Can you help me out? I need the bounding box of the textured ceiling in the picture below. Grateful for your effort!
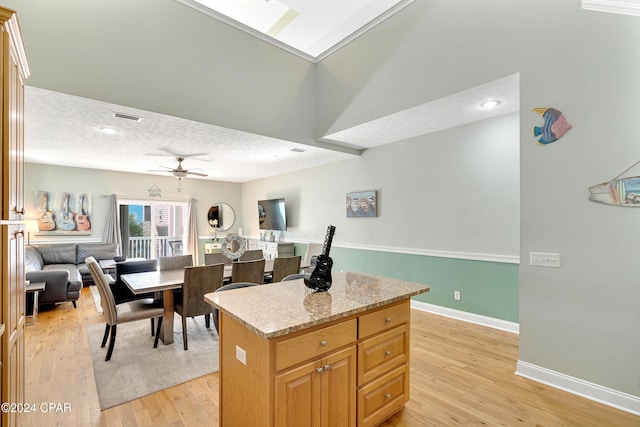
[24,87,356,183]
[24,72,519,183]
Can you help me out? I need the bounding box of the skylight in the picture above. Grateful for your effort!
[175,0,414,62]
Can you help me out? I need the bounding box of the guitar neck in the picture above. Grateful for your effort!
[321,225,336,257]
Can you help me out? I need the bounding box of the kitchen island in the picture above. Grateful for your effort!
[205,271,430,427]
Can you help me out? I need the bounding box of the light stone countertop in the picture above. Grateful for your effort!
[205,271,430,339]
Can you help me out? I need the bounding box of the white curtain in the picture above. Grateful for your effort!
[102,194,122,255]
[186,198,200,265]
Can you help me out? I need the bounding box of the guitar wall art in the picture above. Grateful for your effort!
[34,191,92,234]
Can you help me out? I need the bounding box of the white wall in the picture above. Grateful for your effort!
[312,0,640,401]
[241,113,520,258]
[25,163,241,244]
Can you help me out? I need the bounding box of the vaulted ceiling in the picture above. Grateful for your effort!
[9,0,518,183]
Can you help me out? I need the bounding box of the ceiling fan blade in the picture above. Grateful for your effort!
[147,169,172,173]
[186,171,208,177]
[149,147,210,159]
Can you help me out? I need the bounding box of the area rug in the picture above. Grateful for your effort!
[87,315,219,410]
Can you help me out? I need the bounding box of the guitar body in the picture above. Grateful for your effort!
[75,194,91,231]
[59,194,76,231]
[59,212,76,231]
[75,213,90,231]
[306,254,333,291]
[38,211,56,231]
[38,191,56,231]
[304,225,336,292]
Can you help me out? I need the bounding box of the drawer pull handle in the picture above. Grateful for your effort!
[385,317,392,323]
[324,365,330,371]
[384,393,391,399]
[316,367,323,374]
[384,350,392,357]
[320,340,327,347]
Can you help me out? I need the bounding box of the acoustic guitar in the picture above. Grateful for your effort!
[75,194,91,231]
[59,194,76,231]
[37,191,56,231]
[304,225,336,292]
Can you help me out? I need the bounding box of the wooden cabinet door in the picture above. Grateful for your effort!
[275,359,322,427]
[1,224,25,427]
[322,346,356,427]
[0,8,29,427]
[1,20,25,222]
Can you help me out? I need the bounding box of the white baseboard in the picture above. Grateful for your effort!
[516,361,640,416]
[411,300,640,416]
[410,300,519,334]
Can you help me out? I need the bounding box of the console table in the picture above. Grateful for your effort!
[205,272,429,426]
[246,239,294,259]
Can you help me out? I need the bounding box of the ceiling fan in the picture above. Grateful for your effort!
[148,157,208,179]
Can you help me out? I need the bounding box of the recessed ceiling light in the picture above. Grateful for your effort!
[99,127,118,135]
[290,147,306,153]
[480,100,501,109]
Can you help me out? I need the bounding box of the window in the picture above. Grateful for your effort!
[118,199,187,259]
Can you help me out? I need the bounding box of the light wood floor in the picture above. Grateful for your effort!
[23,287,639,426]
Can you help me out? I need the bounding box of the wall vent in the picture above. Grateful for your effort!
[113,112,142,122]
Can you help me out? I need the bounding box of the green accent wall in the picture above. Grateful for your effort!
[295,243,519,323]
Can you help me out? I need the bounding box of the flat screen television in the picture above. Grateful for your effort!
[258,198,287,231]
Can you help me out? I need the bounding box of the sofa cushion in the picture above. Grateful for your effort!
[25,246,44,272]
[76,243,118,265]
[34,243,77,265]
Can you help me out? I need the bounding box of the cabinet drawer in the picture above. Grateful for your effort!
[358,325,408,385]
[357,364,409,427]
[276,319,357,371]
[358,301,410,339]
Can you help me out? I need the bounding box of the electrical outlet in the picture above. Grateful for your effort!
[454,291,461,301]
[236,345,246,365]
[530,252,561,268]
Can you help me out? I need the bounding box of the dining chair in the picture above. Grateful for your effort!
[282,273,305,282]
[204,252,232,266]
[269,256,302,283]
[231,259,265,285]
[302,242,324,268]
[159,254,193,304]
[168,240,183,255]
[158,254,193,271]
[113,259,158,304]
[85,256,164,361]
[239,249,264,261]
[174,263,225,350]
[212,282,259,334]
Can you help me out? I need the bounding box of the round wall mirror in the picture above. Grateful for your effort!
[208,203,235,231]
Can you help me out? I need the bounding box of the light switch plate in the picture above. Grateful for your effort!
[530,252,561,268]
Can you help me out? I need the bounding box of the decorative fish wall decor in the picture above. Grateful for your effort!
[588,160,640,207]
[532,107,572,144]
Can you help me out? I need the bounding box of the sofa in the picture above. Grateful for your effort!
[25,243,119,307]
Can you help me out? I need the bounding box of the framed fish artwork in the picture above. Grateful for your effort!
[532,107,572,144]
[588,160,640,207]
[346,190,377,217]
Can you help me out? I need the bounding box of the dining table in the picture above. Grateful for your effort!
[120,259,278,344]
